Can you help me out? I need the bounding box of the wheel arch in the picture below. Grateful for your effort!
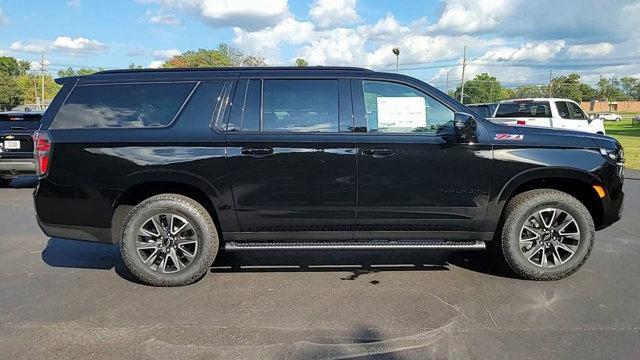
[494,167,604,229]
[110,172,231,243]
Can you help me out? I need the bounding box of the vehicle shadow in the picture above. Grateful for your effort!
[41,237,142,284]
[5,176,37,188]
[41,238,516,284]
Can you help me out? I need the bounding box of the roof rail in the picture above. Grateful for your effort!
[95,66,372,75]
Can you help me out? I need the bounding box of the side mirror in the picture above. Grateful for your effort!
[454,112,478,143]
[589,114,597,120]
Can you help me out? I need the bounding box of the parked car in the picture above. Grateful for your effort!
[597,113,622,122]
[467,102,497,118]
[489,98,606,134]
[0,110,44,187]
[33,67,624,286]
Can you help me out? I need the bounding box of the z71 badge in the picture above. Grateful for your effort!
[494,134,524,140]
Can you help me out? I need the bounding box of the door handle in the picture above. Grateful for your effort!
[241,147,273,156]
[361,148,395,158]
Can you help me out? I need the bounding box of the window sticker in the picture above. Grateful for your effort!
[376,97,426,129]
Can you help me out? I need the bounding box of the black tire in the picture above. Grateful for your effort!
[499,189,595,280]
[120,194,219,286]
[0,178,11,187]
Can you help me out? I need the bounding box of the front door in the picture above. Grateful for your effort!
[225,78,357,239]
[351,79,492,239]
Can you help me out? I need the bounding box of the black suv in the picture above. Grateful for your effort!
[33,67,624,286]
[0,110,44,187]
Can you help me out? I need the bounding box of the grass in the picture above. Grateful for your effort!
[604,116,640,169]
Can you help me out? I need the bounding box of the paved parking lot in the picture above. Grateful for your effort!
[1,173,640,359]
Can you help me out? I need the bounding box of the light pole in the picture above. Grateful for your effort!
[392,47,400,73]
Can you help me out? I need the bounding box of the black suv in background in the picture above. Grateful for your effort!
[33,67,624,286]
[0,111,43,187]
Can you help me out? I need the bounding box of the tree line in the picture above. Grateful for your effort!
[3,42,640,110]
[452,73,640,104]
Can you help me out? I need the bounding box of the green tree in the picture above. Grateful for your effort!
[0,74,24,110]
[162,43,266,68]
[511,85,546,99]
[295,58,309,67]
[453,73,508,104]
[57,67,103,78]
[0,56,21,77]
[620,77,640,100]
[16,74,60,104]
[597,77,627,101]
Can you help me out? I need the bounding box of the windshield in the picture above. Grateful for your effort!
[494,101,551,118]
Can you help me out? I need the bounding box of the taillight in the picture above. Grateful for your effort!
[516,120,526,125]
[34,130,51,177]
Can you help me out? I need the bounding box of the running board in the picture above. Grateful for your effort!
[224,240,486,251]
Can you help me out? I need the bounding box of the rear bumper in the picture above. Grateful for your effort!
[36,216,115,244]
[0,159,35,177]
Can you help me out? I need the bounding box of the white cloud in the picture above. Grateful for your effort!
[153,48,181,60]
[428,0,514,34]
[479,41,565,61]
[0,7,8,26]
[148,60,164,68]
[139,9,181,25]
[67,0,81,9]
[233,17,315,60]
[52,36,108,53]
[309,0,361,28]
[141,0,289,30]
[567,42,614,57]
[357,13,409,42]
[10,41,47,54]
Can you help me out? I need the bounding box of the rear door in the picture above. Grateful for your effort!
[351,79,492,239]
[0,112,42,160]
[224,77,357,239]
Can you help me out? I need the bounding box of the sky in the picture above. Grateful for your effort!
[1,0,640,91]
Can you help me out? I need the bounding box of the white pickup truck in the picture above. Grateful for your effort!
[488,98,605,134]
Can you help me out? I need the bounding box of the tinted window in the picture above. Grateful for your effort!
[556,101,570,119]
[242,80,261,131]
[52,83,195,129]
[494,101,551,118]
[262,80,338,132]
[176,82,225,127]
[567,102,587,120]
[362,80,453,133]
[468,105,493,118]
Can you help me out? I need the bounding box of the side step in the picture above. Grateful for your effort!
[224,240,486,251]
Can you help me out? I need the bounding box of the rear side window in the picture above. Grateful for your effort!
[556,101,570,119]
[495,101,551,118]
[262,80,339,132]
[51,82,195,129]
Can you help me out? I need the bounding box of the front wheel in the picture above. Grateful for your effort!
[120,194,219,286]
[499,189,595,280]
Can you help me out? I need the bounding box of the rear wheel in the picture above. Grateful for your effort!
[499,189,594,280]
[120,194,219,286]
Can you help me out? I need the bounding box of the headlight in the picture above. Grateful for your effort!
[600,147,624,165]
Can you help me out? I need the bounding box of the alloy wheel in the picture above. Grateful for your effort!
[519,208,581,268]
[136,213,198,273]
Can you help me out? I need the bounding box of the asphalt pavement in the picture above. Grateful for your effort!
[1,172,640,359]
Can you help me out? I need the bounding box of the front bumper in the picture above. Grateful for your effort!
[0,159,35,178]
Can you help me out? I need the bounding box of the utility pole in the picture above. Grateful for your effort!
[40,52,45,109]
[460,45,467,104]
[548,69,553,98]
[32,73,38,107]
[445,69,450,94]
